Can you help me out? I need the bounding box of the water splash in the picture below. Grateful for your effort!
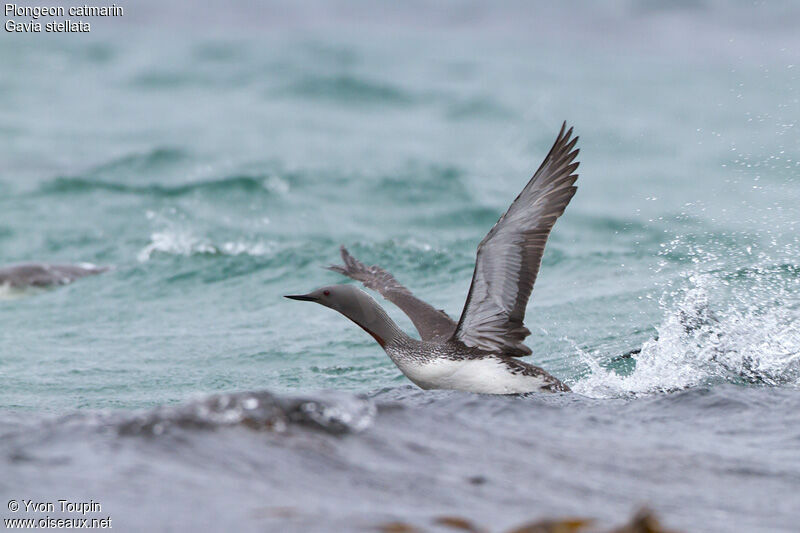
[575,266,800,398]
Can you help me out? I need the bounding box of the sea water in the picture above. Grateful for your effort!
[1,1,799,531]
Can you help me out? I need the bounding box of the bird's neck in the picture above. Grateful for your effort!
[341,299,409,348]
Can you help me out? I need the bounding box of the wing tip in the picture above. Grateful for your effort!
[549,122,579,163]
[559,120,574,138]
[330,245,365,277]
[340,245,365,272]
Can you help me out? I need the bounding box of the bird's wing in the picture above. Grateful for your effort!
[328,246,456,341]
[452,122,579,356]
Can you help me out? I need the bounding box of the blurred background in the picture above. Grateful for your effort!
[2,0,798,408]
[1,3,799,531]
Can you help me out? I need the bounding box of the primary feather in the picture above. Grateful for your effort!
[452,122,580,356]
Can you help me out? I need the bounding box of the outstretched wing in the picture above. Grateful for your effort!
[328,246,456,341]
[452,122,580,356]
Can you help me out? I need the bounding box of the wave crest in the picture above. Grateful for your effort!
[41,175,285,198]
[137,229,275,261]
[117,390,376,436]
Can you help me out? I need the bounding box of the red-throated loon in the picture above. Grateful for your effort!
[286,123,579,394]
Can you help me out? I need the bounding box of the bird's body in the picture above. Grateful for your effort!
[386,338,569,393]
[287,123,580,394]
[0,262,109,289]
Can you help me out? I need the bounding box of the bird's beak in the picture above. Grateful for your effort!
[284,294,318,302]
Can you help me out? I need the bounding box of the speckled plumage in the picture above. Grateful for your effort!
[385,336,570,393]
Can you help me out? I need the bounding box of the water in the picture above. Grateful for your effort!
[1,1,799,531]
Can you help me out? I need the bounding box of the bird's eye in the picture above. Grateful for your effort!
[323,290,330,296]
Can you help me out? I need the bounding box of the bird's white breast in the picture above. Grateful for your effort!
[396,357,549,394]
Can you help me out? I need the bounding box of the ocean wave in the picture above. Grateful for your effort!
[36,147,189,193]
[2,385,794,532]
[118,390,376,436]
[373,164,469,203]
[87,147,187,175]
[40,175,286,198]
[279,74,414,105]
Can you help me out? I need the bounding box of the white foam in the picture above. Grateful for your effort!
[138,230,275,262]
[220,241,275,256]
[572,225,800,398]
[138,230,218,262]
[574,272,800,398]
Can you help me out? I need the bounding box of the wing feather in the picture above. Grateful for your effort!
[328,246,456,341]
[452,122,580,356]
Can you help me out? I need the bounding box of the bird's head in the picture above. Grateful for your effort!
[284,284,393,346]
[284,284,370,317]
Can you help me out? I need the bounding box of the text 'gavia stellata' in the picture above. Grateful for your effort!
[286,122,579,394]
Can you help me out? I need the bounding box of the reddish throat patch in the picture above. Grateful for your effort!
[367,331,386,347]
[357,325,386,347]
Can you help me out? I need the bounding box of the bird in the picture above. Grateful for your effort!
[286,122,579,394]
[0,262,109,289]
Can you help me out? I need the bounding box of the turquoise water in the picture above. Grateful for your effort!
[2,26,798,409]
[1,2,799,531]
